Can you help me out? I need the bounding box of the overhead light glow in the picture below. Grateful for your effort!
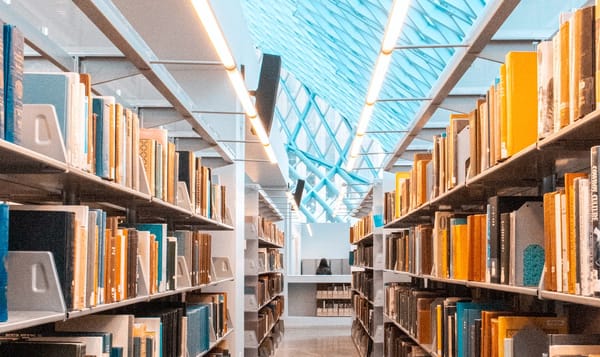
[226,69,258,117]
[263,143,278,164]
[191,0,236,69]
[365,54,392,105]
[381,0,411,53]
[356,104,375,135]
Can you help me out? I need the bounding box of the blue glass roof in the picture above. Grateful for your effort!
[241,0,489,222]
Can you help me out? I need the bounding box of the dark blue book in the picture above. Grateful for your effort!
[0,203,7,322]
[9,209,76,309]
[3,24,23,144]
[110,346,123,357]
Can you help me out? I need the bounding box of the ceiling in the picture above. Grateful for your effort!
[240,0,588,222]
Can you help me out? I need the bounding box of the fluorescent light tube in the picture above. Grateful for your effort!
[381,0,411,53]
[366,54,392,105]
[191,0,236,69]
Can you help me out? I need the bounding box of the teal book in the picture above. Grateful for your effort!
[3,24,23,144]
[23,72,69,144]
[456,301,508,357]
[136,223,167,292]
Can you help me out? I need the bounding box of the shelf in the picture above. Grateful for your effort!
[383,314,436,357]
[354,315,383,343]
[382,269,414,277]
[539,291,600,308]
[0,139,67,174]
[316,296,352,300]
[257,269,284,275]
[198,328,234,357]
[352,265,374,271]
[421,275,468,286]
[351,288,375,306]
[257,237,284,249]
[244,317,283,349]
[68,277,235,319]
[537,109,600,151]
[245,292,284,313]
[286,275,352,284]
[351,232,374,245]
[466,281,538,296]
[0,311,66,334]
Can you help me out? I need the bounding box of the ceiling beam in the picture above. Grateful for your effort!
[384,0,521,171]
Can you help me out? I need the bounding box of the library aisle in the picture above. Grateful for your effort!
[274,326,359,357]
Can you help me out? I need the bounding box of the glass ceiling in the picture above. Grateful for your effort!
[241,0,489,222]
[241,0,584,222]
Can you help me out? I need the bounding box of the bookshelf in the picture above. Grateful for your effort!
[0,1,249,355]
[244,185,286,357]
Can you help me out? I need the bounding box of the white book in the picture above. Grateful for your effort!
[577,178,593,296]
[136,230,152,296]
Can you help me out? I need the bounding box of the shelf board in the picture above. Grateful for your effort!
[466,281,538,296]
[352,265,374,271]
[538,109,600,151]
[316,296,352,300]
[257,237,284,249]
[540,290,600,308]
[0,311,66,334]
[351,288,375,306]
[383,313,435,356]
[0,139,67,174]
[257,269,284,275]
[421,275,468,286]
[351,232,374,245]
[286,275,352,284]
[245,292,284,313]
[198,328,234,357]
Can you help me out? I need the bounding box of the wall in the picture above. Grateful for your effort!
[300,222,350,260]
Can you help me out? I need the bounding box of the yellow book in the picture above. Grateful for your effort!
[139,139,156,197]
[415,153,432,207]
[394,172,409,219]
[451,218,469,280]
[543,191,558,292]
[434,211,452,278]
[497,316,568,357]
[436,304,443,356]
[558,19,571,128]
[565,172,587,294]
[505,51,538,157]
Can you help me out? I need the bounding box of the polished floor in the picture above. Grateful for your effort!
[274,325,360,357]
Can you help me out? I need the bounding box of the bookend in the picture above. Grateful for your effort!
[244,329,259,349]
[138,156,151,196]
[211,257,233,280]
[207,315,217,342]
[244,293,258,311]
[7,251,66,313]
[136,255,149,296]
[175,256,192,289]
[22,104,67,163]
[176,182,193,211]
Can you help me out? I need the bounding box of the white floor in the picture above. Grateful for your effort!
[274,325,360,357]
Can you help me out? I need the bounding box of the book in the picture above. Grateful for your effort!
[56,314,134,357]
[0,341,86,356]
[537,40,554,139]
[496,315,568,357]
[543,191,558,291]
[0,204,6,322]
[505,51,538,157]
[570,6,595,122]
[555,16,571,131]
[3,24,23,144]
[450,217,468,280]
[566,172,588,293]
[136,224,167,293]
[92,97,115,180]
[28,335,106,357]
[139,138,156,196]
[9,209,76,309]
[591,145,600,296]
[575,177,594,296]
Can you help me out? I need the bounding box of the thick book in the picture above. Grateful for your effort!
[9,210,76,309]
[505,51,538,157]
[468,108,480,178]
[446,114,469,190]
[3,24,23,144]
[570,6,595,122]
[591,145,600,296]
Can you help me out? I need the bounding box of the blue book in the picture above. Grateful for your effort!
[90,209,106,304]
[456,301,508,357]
[92,97,111,179]
[0,204,7,322]
[136,224,167,292]
[185,305,204,356]
[110,346,123,357]
[195,304,210,352]
[3,24,23,144]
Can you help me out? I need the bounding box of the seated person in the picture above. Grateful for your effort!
[315,258,332,275]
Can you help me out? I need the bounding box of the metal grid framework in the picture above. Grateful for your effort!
[241,0,488,221]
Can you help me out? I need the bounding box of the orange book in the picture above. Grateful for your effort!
[394,173,409,218]
[415,153,432,206]
[497,315,568,357]
[565,173,588,294]
[434,211,452,278]
[505,51,538,157]
[79,73,94,173]
[436,304,443,356]
[558,18,571,129]
[451,218,469,280]
[140,128,168,199]
[481,311,512,357]
[543,191,558,291]
[114,229,123,301]
[468,215,478,281]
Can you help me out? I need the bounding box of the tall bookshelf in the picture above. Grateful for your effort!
[0,0,249,356]
[244,186,286,357]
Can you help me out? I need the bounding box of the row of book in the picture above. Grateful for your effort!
[254,273,284,308]
[1,204,216,312]
[350,214,373,244]
[351,244,373,268]
[385,226,432,276]
[316,283,352,299]
[352,271,374,302]
[0,22,229,223]
[316,301,352,317]
[384,282,600,357]
[385,3,600,223]
[353,293,375,338]
[256,216,285,246]
[245,296,284,346]
[258,247,284,273]
[351,318,374,357]
[0,296,230,357]
[384,324,429,357]
[255,319,284,356]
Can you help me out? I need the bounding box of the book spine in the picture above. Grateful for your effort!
[0,204,7,322]
[590,146,600,295]
[3,25,23,144]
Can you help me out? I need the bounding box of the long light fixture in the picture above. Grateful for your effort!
[191,0,276,164]
[345,0,411,171]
